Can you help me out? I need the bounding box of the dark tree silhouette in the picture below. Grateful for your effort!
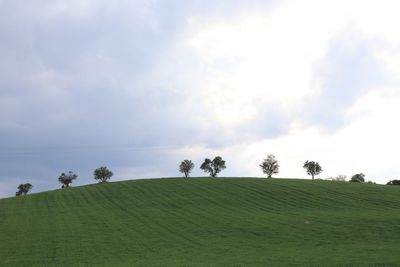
[16,183,33,196]
[94,166,113,183]
[303,161,322,180]
[387,180,400,185]
[260,154,279,178]
[179,160,194,178]
[349,173,365,183]
[58,171,78,188]
[200,156,226,177]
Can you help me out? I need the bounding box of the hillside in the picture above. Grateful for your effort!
[0,178,400,266]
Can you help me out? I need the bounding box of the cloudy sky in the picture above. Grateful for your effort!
[1,0,400,197]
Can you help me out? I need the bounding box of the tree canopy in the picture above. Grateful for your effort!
[16,183,33,196]
[58,171,78,188]
[94,166,113,183]
[303,161,322,180]
[349,173,365,183]
[260,154,279,178]
[200,156,226,177]
[179,160,194,178]
[387,180,400,185]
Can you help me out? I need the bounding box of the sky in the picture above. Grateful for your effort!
[1,0,400,198]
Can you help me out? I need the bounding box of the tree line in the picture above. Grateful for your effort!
[178,155,400,185]
[15,155,400,196]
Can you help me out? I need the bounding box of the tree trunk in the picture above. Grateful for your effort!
[312,174,314,180]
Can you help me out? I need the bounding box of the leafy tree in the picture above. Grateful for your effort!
[387,180,400,185]
[303,161,322,180]
[58,171,78,188]
[15,183,33,196]
[349,173,365,183]
[200,156,226,177]
[179,160,194,178]
[260,154,279,178]
[94,166,113,183]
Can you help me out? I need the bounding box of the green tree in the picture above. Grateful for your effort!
[15,183,33,196]
[303,161,322,180]
[179,160,194,178]
[94,166,113,183]
[260,154,279,178]
[349,173,365,183]
[58,171,78,188]
[200,156,226,177]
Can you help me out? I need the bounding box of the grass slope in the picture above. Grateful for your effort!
[1,178,400,266]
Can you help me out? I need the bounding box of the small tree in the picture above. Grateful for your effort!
[200,156,226,177]
[260,154,279,178]
[94,166,113,183]
[58,171,77,188]
[16,183,33,196]
[349,173,365,183]
[179,160,194,178]
[327,175,347,182]
[303,161,322,180]
[387,180,400,185]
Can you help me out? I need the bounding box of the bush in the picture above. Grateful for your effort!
[387,180,400,185]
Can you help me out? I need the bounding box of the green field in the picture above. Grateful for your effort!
[1,178,400,266]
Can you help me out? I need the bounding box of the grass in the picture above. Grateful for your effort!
[0,177,400,266]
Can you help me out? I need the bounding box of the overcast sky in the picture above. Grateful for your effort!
[1,0,400,198]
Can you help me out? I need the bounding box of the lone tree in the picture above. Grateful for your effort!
[303,161,322,180]
[179,160,194,178]
[16,183,33,196]
[200,156,226,177]
[94,166,113,183]
[260,154,279,178]
[58,171,78,188]
[349,173,365,183]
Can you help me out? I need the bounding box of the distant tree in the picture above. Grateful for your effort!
[15,183,33,196]
[303,161,322,180]
[179,160,194,178]
[327,175,347,182]
[58,171,78,188]
[260,154,279,178]
[94,166,113,183]
[349,173,365,183]
[387,180,400,185]
[200,156,226,177]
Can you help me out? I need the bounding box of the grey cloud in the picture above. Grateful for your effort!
[306,31,393,130]
[0,0,279,197]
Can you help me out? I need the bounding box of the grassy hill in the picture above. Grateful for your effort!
[0,178,400,266]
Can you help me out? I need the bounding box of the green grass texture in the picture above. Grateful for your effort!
[1,178,400,266]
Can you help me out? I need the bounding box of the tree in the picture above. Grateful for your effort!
[303,161,322,180]
[179,160,194,178]
[387,180,400,185]
[58,171,77,188]
[16,183,33,196]
[94,166,113,183]
[349,173,365,183]
[327,175,347,182]
[260,154,279,178]
[200,156,226,177]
